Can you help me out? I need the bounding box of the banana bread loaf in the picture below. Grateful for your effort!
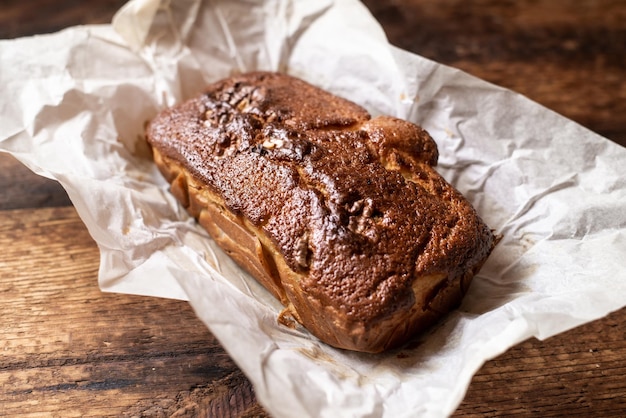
[146,72,495,353]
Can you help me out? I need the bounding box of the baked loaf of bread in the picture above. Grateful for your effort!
[146,72,495,353]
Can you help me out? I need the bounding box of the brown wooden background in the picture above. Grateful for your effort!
[1,0,625,416]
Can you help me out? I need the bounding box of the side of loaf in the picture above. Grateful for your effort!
[146,72,495,353]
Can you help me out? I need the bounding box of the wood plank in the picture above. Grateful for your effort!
[0,206,268,417]
[2,206,625,416]
[2,0,624,146]
[454,307,626,416]
[0,0,128,39]
[0,153,72,210]
[364,0,626,146]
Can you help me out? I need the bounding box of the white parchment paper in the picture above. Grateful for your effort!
[2,0,626,416]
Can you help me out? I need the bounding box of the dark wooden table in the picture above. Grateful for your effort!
[2,1,625,416]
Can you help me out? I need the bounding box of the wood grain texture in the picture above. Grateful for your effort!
[0,154,72,210]
[0,0,128,39]
[363,0,626,146]
[2,194,625,416]
[0,205,266,417]
[454,309,626,417]
[1,0,625,417]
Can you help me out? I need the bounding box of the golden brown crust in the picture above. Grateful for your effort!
[146,72,495,353]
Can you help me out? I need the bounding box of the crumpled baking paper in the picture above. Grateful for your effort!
[2,0,626,416]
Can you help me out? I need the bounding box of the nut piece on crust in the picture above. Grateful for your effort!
[146,72,495,353]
